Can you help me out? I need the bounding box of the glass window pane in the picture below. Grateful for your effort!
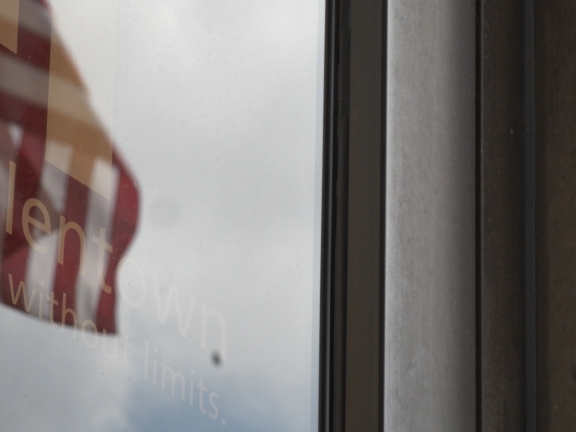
[0,0,325,430]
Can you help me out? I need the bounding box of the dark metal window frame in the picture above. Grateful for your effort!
[319,0,385,431]
[318,0,554,430]
[319,0,530,431]
[321,0,477,430]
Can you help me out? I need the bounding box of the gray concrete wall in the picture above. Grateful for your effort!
[385,1,476,430]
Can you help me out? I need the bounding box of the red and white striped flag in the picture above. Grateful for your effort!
[0,0,139,333]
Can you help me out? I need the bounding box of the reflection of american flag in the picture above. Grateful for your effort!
[0,0,138,333]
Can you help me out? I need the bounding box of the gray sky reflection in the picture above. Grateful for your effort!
[0,0,324,431]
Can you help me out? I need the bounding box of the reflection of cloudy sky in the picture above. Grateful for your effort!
[0,0,324,431]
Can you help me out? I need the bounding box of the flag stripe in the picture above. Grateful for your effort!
[52,176,89,326]
[96,154,138,333]
[0,52,103,134]
[1,131,46,309]
[20,0,51,40]
[24,161,67,320]
[76,166,119,324]
[0,90,48,136]
[16,21,51,70]
[0,52,49,107]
